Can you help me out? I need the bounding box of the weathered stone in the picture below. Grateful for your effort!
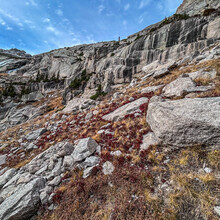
[0,155,6,166]
[63,155,74,167]
[103,82,112,93]
[26,143,38,151]
[102,97,148,121]
[83,156,100,168]
[83,166,95,179]
[71,138,98,162]
[214,206,220,217]
[141,85,164,94]
[48,176,61,187]
[51,158,63,176]
[0,178,45,220]
[21,91,44,103]
[188,69,217,81]
[26,128,47,141]
[0,168,16,188]
[153,68,169,79]
[141,132,160,150]
[162,77,196,97]
[102,161,115,175]
[147,97,220,147]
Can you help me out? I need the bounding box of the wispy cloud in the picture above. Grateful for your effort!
[55,9,63,16]
[43,18,50,23]
[124,3,130,11]
[123,20,127,26]
[25,0,38,7]
[0,16,13,30]
[98,5,105,14]
[139,0,151,9]
[46,26,60,36]
[156,0,180,15]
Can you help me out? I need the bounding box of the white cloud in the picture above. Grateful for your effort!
[0,18,6,26]
[26,0,38,7]
[138,16,144,24]
[156,0,182,15]
[124,3,130,11]
[123,20,127,26]
[25,19,33,24]
[139,0,151,9]
[98,5,105,14]
[6,26,13,30]
[43,18,50,23]
[46,26,60,36]
[56,9,63,16]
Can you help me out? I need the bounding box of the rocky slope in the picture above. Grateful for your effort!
[0,0,220,219]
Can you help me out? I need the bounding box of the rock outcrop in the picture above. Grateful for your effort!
[147,97,220,147]
[176,0,220,16]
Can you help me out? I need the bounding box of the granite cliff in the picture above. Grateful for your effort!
[0,0,220,219]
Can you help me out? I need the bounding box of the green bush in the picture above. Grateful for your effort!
[3,84,16,97]
[69,70,91,90]
[21,86,31,96]
[90,85,106,100]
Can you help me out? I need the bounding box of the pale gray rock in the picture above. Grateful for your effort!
[153,68,169,79]
[214,206,220,217]
[0,168,16,189]
[26,128,47,141]
[85,112,93,120]
[71,138,98,162]
[141,132,160,150]
[26,143,38,151]
[0,178,45,220]
[162,77,196,97]
[83,156,100,168]
[63,155,74,167]
[63,98,95,113]
[103,82,112,93]
[188,69,217,81]
[102,161,115,175]
[40,190,49,205]
[0,155,6,166]
[21,91,44,103]
[48,176,61,187]
[141,85,164,94]
[83,166,95,178]
[147,97,220,147]
[51,158,63,176]
[176,0,220,16]
[110,150,122,156]
[185,85,214,93]
[102,97,148,121]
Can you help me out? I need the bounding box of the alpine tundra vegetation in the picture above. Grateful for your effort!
[0,0,220,219]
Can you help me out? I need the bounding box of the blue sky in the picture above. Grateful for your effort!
[0,0,182,55]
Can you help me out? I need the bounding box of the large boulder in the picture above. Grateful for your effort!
[102,97,148,121]
[21,91,44,103]
[26,128,47,141]
[147,97,220,147]
[162,77,196,97]
[71,138,99,162]
[0,178,45,220]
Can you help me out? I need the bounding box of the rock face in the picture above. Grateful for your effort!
[0,105,44,132]
[1,8,218,97]
[0,138,100,219]
[0,48,31,73]
[103,97,148,121]
[176,0,220,16]
[147,97,220,147]
[0,178,45,220]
